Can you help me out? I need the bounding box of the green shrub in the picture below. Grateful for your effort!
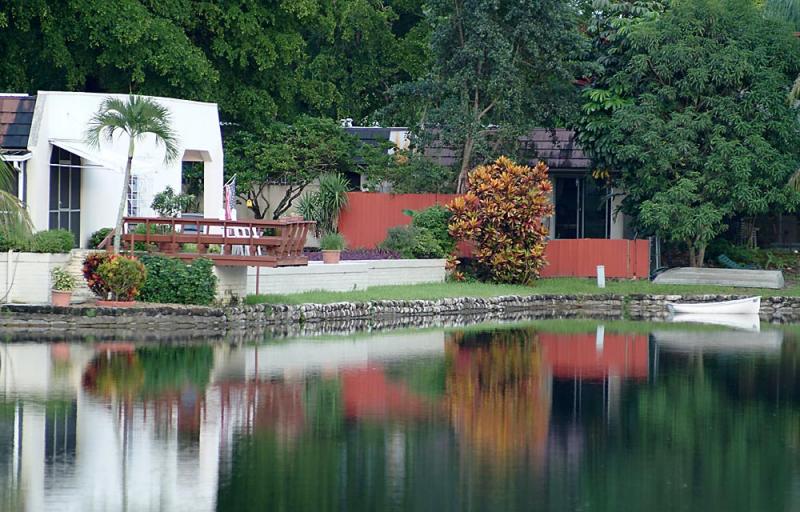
[407,205,455,255]
[380,225,448,259]
[30,229,74,253]
[0,232,29,252]
[88,228,113,249]
[97,256,147,301]
[320,232,346,251]
[138,256,217,305]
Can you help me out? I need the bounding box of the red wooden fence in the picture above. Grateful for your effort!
[338,191,458,248]
[542,239,650,279]
[338,192,649,279]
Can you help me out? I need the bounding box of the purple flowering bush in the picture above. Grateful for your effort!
[305,248,400,261]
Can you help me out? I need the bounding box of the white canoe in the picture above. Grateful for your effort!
[666,296,760,315]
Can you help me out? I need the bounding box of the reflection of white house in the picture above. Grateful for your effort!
[0,92,224,248]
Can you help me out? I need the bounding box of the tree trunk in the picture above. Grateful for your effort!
[687,240,706,268]
[113,140,135,254]
[456,136,475,194]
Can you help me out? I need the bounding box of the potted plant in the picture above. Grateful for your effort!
[320,232,346,264]
[51,266,76,307]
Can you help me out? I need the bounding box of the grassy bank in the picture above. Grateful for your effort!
[245,277,800,305]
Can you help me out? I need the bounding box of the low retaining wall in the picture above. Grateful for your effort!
[0,252,71,303]
[246,259,446,295]
[0,293,798,341]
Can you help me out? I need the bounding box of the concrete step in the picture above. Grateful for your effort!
[66,249,101,304]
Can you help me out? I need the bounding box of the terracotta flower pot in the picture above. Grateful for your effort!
[322,250,341,264]
[96,300,137,308]
[51,290,72,307]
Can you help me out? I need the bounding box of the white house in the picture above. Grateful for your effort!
[0,91,224,248]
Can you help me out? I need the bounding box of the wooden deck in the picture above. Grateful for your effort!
[100,217,314,267]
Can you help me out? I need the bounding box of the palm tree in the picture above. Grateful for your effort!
[0,158,33,245]
[86,95,179,253]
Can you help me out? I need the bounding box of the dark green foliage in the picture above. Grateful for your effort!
[385,0,588,191]
[139,256,217,305]
[380,225,447,259]
[0,1,429,128]
[30,229,74,253]
[225,118,358,220]
[135,346,214,397]
[574,0,800,266]
[0,232,29,252]
[151,186,195,217]
[88,228,113,249]
[407,205,455,255]
[361,151,458,193]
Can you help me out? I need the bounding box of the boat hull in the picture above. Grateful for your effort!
[666,296,761,315]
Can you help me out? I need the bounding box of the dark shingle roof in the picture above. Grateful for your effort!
[0,96,36,149]
[519,128,590,170]
[424,128,590,170]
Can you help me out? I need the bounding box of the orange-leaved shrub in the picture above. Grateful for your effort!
[447,157,553,285]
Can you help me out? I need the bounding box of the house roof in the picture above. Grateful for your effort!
[0,96,36,149]
[424,128,590,170]
[344,127,393,146]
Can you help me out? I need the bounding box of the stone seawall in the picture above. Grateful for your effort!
[0,293,797,341]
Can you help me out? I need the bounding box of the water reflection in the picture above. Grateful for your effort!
[0,322,797,511]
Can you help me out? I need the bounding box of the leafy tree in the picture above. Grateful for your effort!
[387,0,587,192]
[0,1,431,127]
[224,117,358,220]
[360,149,458,193]
[86,95,179,253]
[448,157,554,284]
[574,0,800,266]
[150,186,195,218]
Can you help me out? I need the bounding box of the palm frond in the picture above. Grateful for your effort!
[0,160,33,243]
[87,95,179,162]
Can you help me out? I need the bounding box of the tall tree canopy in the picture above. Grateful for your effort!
[575,0,800,266]
[385,0,587,192]
[224,117,359,220]
[0,0,428,127]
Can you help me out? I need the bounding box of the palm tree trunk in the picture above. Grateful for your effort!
[113,140,135,254]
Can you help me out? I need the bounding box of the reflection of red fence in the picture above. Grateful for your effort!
[338,192,649,278]
[539,332,649,380]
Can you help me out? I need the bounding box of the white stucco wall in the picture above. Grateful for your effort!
[246,258,446,295]
[25,91,224,248]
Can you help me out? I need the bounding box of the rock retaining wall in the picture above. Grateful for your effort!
[1,293,798,341]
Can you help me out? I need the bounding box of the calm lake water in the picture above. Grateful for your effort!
[0,321,798,511]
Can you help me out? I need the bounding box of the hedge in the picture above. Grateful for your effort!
[138,255,217,305]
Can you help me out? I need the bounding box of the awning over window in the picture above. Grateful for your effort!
[49,139,122,171]
[0,150,31,162]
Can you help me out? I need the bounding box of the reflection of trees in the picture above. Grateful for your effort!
[82,346,214,438]
[445,329,550,464]
[573,371,800,511]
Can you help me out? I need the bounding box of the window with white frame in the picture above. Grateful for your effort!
[127,175,140,216]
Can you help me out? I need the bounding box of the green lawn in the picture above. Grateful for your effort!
[245,277,800,305]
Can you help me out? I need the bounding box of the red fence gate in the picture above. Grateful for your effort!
[337,192,649,279]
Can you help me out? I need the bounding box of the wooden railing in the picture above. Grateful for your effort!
[99,217,314,267]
